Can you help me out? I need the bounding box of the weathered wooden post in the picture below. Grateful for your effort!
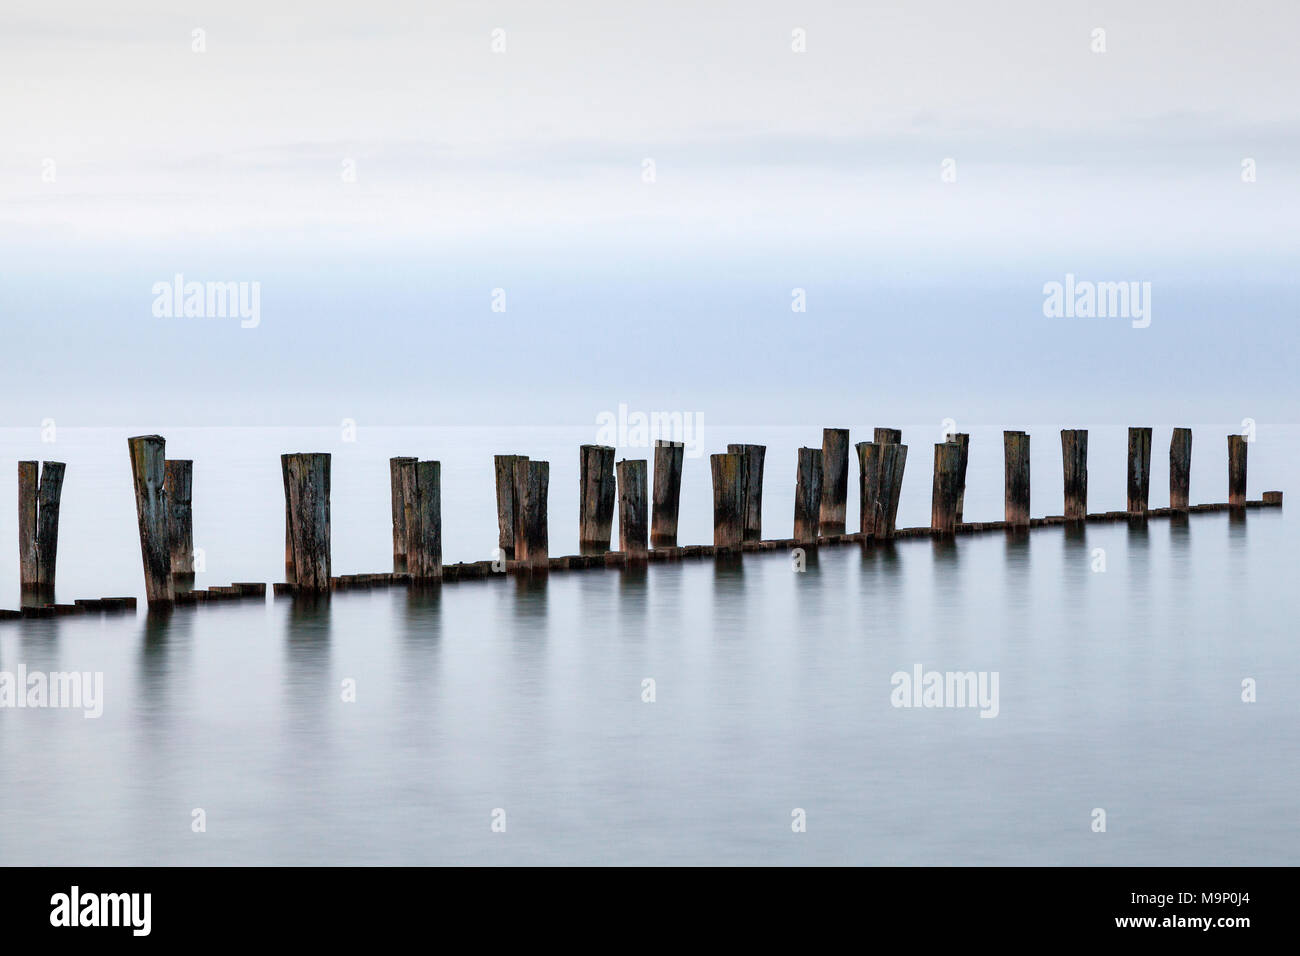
[406,460,442,581]
[1061,429,1088,521]
[951,433,970,523]
[579,444,616,554]
[617,459,648,556]
[1003,431,1031,527]
[794,447,822,545]
[858,441,908,539]
[931,442,963,534]
[855,442,880,535]
[164,459,194,579]
[494,454,527,560]
[1228,434,1248,508]
[18,460,65,596]
[710,452,745,550]
[874,427,902,445]
[390,456,417,570]
[283,452,332,592]
[819,428,849,535]
[128,436,174,606]
[879,443,908,539]
[651,440,684,547]
[1127,427,1153,515]
[1169,428,1192,511]
[726,443,766,541]
[513,459,550,570]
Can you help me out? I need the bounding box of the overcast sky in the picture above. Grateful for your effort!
[1,1,1296,426]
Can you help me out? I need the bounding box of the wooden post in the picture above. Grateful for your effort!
[1228,434,1248,507]
[855,442,880,535]
[494,454,527,560]
[858,442,908,539]
[284,453,332,592]
[579,444,616,554]
[931,442,963,534]
[1003,431,1030,527]
[22,461,66,595]
[164,459,194,577]
[1061,429,1088,521]
[710,452,745,550]
[651,440,684,547]
[952,433,970,523]
[18,461,38,592]
[407,460,442,581]
[390,456,417,570]
[794,447,822,545]
[874,427,902,445]
[280,453,295,584]
[513,459,550,570]
[819,428,849,534]
[1169,428,1192,511]
[128,435,174,606]
[1126,427,1153,515]
[726,443,766,541]
[617,459,648,556]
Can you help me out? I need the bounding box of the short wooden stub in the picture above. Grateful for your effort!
[579,444,616,554]
[1127,427,1153,515]
[494,455,528,560]
[651,440,684,547]
[726,443,766,541]
[931,442,963,535]
[710,452,745,550]
[794,447,823,545]
[164,459,194,577]
[284,452,332,592]
[514,459,550,570]
[617,459,648,556]
[390,456,417,570]
[951,433,970,523]
[819,428,850,535]
[128,435,174,606]
[405,460,442,581]
[1003,431,1031,527]
[18,460,66,597]
[874,427,902,445]
[1228,434,1248,508]
[1060,429,1089,522]
[1169,428,1192,511]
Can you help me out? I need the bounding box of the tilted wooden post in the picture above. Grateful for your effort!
[128,435,174,606]
[858,442,908,539]
[390,456,417,570]
[164,459,194,578]
[710,452,744,550]
[1061,429,1088,521]
[617,459,648,556]
[284,452,332,592]
[931,442,963,535]
[513,459,550,570]
[819,428,849,534]
[651,440,684,547]
[579,444,616,554]
[1169,428,1192,511]
[494,454,527,560]
[794,447,822,545]
[18,460,66,596]
[727,443,766,541]
[406,460,442,581]
[1003,431,1031,527]
[1228,434,1248,508]
[1127,427,1152,515]
[952,433,970,523]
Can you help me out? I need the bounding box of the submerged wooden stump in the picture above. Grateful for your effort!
[514,459,550,570]
[406,460,442,581]
[1003,431,1031,527]
[390,456,417,570]
[1127,427,1153,515]
[284,453,332,592]
[165,459,194,577]
[726,443,766,542]
[951,433,970,523]
[1228,434,1248,508]
[1169,427,1192,511]
[494,454,527,560]
[617,459,648,556]
[1060,429,1089,522]
[819,428,850,535]
[651,440,684,547]
[710,452,745,550]
[128,436,174,606]
[793,447,823,545]
[931,442,963,535]
[579,444,616,554]
[18,460,65,598]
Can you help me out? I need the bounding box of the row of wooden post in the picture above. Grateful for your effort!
[113,427,1260,607]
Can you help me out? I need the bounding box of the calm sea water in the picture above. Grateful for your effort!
[0,424,1296,865]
